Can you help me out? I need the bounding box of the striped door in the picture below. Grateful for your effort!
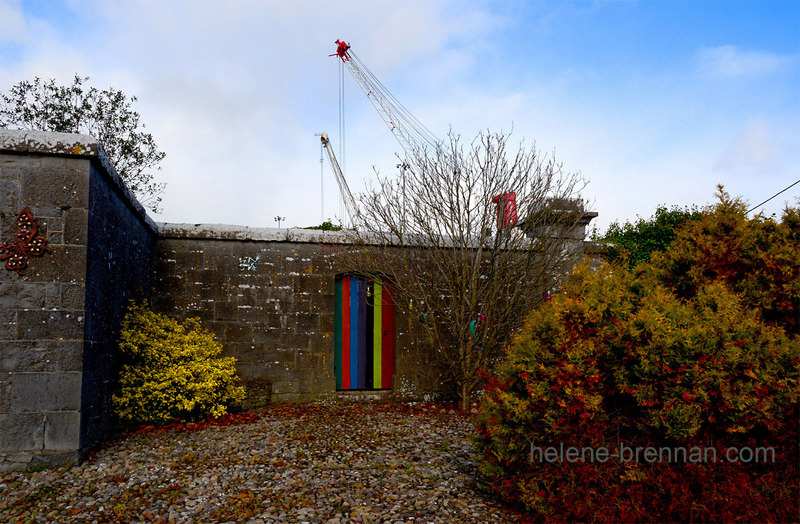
[334,275,395,390]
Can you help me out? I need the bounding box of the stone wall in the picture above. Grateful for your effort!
[0,128,599,470]
[0,130,157,470]
[151,225,440,407]
[149,216,600,407]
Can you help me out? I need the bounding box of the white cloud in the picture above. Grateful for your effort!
[62,0,487,227]
[696,45,794,79]
[0,2,92,89]
[2,1,797,231]
[716,118,783,174]
[0,0,27,43]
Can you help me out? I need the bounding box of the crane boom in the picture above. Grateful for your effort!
[330,40,517,232]
[316,132,359,226]
[332,40,439,156]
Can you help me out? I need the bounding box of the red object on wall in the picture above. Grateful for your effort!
[381,284,395,389]
[0,207,51,274]
[492,192,518,230]
[341,276,351,389]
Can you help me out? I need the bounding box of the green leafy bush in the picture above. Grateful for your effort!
[113,302,245,424]
[303,220,342,231]
[594,204,701,267]
[474,192,800,522]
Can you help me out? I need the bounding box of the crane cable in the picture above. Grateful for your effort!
[338,60,347,226]
[319,140,324,224]
[347,48,439,151]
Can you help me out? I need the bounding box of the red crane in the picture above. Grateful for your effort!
[331,40,439,156]
[331,40,516,228]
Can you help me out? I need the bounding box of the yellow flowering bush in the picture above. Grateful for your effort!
[113,301,245,424]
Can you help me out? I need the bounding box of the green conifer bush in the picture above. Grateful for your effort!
[473,191,800,521]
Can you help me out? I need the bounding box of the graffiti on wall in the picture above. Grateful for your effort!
[239,255,261,272]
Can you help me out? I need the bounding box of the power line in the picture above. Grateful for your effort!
[747,178,800,214]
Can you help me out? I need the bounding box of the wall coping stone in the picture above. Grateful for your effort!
[0,129,99,156]
[158,223,354,244]
[0,128,158,236]
[158,222,600,249]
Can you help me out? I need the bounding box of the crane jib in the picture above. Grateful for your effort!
[316,132,359,226]
[330,39,439,155]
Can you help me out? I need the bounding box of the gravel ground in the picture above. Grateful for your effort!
[0,402,522,523]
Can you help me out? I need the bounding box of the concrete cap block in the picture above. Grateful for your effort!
[22,130,98,156]
[0,129,28,151]
[0,129,99,156]
[158,223,355,244]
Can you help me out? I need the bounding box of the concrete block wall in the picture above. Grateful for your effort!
[151,225,441,407]
[81,153,159,454]
[0,129,157,470]
[1,128,598,470]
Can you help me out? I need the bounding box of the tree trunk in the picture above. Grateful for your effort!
[458,383,472,411]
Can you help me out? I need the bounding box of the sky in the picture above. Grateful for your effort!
[1,0,798,233]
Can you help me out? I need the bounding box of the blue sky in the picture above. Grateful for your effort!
[1,0,798,232]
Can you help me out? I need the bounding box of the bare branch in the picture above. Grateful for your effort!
[345,130,591,408]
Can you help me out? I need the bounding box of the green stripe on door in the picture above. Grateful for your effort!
[373,281,382,387]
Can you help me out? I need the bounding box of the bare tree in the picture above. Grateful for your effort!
[348,131,589,410]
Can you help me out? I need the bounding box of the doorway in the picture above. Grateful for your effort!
[334,274,395,390]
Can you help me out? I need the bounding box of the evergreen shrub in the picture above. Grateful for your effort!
[595,204,702,267]
[473,191,800,522]
[113,301,245,424]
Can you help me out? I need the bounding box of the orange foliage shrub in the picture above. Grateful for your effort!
[474,190,800,522]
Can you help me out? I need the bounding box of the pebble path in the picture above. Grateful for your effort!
[0,402,522,523]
